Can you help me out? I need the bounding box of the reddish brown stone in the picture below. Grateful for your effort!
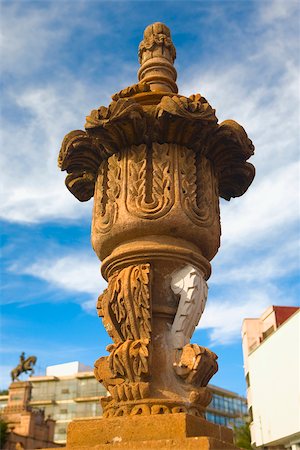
[57,22,254,450]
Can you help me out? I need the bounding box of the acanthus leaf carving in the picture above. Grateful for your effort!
[126,144,174,219]
[85,98,146,156]
[58,130,104,201]
[95,264,151,409]
[156,95,218,149]
[174,344,218,388]
[96,264,151,372]
[111,82,151,101]
[206,119,255,200]
[108,339,150,381]
[94,356,150,403]
[170,265,208,349]
[170,265,218,405]
[92,152,122,234]
[178,149,219,227]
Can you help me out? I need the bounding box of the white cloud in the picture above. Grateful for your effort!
[13,252,107,311]
[259,0,299,24]
[0,1,110,76]
[0,2,123,224]
[220,161,299,251]
[199,288,279,345]
[0,82,96,223]
[212,238,299,285]
[0,2,65,75]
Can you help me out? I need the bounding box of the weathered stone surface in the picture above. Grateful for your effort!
[61,414,235,449]
[57,21,254,450]
[44,437,237,450]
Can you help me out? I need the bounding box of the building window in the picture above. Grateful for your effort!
[249,406,253,422]
[245,372,250,388]
[262,326,274,340]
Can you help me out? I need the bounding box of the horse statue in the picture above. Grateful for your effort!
[11,352,37,382]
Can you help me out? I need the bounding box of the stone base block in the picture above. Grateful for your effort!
[53,413,239,449]
[60,436,237,449]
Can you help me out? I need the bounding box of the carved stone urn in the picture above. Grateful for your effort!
[58,22,254,450]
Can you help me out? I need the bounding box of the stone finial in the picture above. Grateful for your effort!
[138,22,178,93]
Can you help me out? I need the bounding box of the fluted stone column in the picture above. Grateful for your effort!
[58,22,254,450]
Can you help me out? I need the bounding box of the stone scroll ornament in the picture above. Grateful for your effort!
[58,22,255,419]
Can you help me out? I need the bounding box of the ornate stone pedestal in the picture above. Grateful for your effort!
[57,22,255,450]
[3,382,58,449]
[62,414,236,449]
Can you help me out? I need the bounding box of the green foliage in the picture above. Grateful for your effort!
[233,420,253,450]
[0,417,9,448]
[0,390,8,395]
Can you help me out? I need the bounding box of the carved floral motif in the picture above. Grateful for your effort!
[138,22,176,64]
[94,264,151,411]
[126,144,174,219]
[170,266,217,403]
[92,153,121,234]
[58,130,103,201]
[170,265,208,349]
[59,22,255,426]
[111,82,151,102]
[174,344,218,388]
[85,98,146,156]
[97,264,151,342]
[207,119,255,200]
[59,95,254,207]
[156,94,218,148]
[101,399,207,418]
[178,149,219,227]
[107,339,150,382]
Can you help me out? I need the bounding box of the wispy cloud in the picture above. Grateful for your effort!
[0,1,111,76]
[199,286,283,345]
[9,251,106,311]
[0,2,131,224]
[212,238,300,285]
[0,82,97,223]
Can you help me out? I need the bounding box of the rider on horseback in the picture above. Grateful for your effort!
[19,352,25,368]
[11,352,37,382]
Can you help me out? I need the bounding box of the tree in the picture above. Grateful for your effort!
[233,420,253,450]
[0,417,9,448]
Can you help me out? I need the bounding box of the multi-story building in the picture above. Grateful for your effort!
[242,305,300,450]
[0,361,247,444]
[206,384,247,428]
[0,381,59,449]
[28,362,106,444]
[0,391,8,413]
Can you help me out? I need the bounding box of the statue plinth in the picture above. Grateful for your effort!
[57,22,254,449]
[4,381,31,415]
[62,413,236,449]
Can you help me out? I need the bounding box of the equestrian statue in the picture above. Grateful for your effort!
[11,352,37,382]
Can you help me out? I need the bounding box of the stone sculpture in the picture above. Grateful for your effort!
[11,353,37,382]
[58,22,254,449]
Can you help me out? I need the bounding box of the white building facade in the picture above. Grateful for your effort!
[242,306,300,450]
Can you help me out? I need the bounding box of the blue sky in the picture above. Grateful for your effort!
[1,0,299,395]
